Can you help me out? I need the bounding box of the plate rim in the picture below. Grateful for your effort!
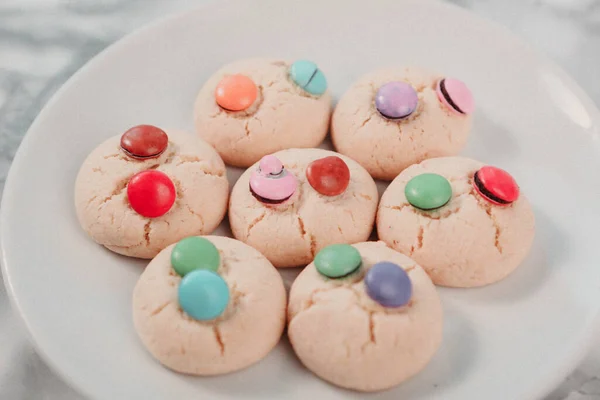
[2,0,600,399]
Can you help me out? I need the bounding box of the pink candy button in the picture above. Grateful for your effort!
[436,78,474,115]
[249,155,298,204]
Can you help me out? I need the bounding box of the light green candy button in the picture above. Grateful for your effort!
[315,244,362,278]
[171,237,220,277]
[289,60,327,96]
[405,173,452,211]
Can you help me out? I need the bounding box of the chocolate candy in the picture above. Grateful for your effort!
[215,74,258,112]
[436,78,474,115]
[315,244,362,278]
[306,156,350,196]
[289,60,327,96]
[178,269,230,321]
[405,173,452,210]
[127,170,176,218]
[171,237,220,277]
[120,125,168,159]
[365,261,412,308]
[249,155,298,204]
[375,81,418,120]
[473,166,519,205]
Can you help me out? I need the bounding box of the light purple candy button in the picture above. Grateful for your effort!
[375,81,418,120]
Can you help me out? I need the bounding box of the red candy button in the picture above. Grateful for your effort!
[306,156,350,196]
[473,166,519,206]
[120,125,168,159]
[127,170,176,218]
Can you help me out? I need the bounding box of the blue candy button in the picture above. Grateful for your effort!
[289,60,327,96]
[178,270,229,321]
[364,262,412,308]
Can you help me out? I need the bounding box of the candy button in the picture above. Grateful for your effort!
[215,74,258,111]
[473,166,519,205]
[436,78,474,115]
[178,270,229,321]
[289,60,327,96]
[365,262,412,308]
[120,125,168,159]
[315,244,362,278]
[249,155,298,204]
[375,81,418,120]
[405,173,452,211]
[127,170,176,218]
[171,237,220,277]
[259,154,284,176]
[306,156,350,196]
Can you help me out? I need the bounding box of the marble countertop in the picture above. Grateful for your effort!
[1,0,599,398]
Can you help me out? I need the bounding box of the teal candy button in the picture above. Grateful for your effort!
[178,270,229,321]
[171,237,220,277]
[289,60,327,96]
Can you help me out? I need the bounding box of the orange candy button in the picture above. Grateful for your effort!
[215,74,258,111]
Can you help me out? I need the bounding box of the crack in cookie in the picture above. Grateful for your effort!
[213,326,225,355]
[150,301,171,317]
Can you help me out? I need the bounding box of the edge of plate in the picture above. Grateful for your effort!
[1,0,599,399]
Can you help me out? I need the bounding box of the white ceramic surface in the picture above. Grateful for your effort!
[2,0,600,399]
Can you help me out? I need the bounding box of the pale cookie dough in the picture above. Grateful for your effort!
[132,236,286,375]
[332,66,473,180]
[194,58,332,167]
[377,157,535,287]
[288,241,443,392]
[229,148,378,268]
[74,130,228,259]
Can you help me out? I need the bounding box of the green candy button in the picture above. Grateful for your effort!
[171,237,220,277]
[315,244,362,278]
[405,173,452,211]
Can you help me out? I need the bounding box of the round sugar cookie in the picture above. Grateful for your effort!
[133,236,286,375]
[288,241,443,392]
[377,156,535,287]
[74,126,229,259]
[194,58,332,167]
[229,148,379,268]
[332,66,474,180]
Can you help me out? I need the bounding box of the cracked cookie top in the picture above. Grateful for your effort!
[377,156,535,288]
[229,148,379,268]
[287,241,442,392]
[331,66,473,180]
[193,58,332,167]
[132,236,286,376]
[74,128,229,259]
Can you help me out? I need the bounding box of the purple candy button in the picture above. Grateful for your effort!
[375,81,418,120]
[364,261,412,308]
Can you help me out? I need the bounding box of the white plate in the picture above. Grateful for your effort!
[3,0,600,399]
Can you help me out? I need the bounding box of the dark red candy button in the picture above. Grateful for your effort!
[306,156,350,196]
[127,170,176,218]
[473,166,519,206]
[120,125,168,159]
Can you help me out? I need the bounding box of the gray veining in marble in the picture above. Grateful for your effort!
[1,0,599,399]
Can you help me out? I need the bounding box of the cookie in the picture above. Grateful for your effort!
[377,156,535,287]
[331,66,474,180]
[74,125,229,258]
[229,148,378,268]
[288,241,443,392]
[194,58,331,167]
[132,235,286,375]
